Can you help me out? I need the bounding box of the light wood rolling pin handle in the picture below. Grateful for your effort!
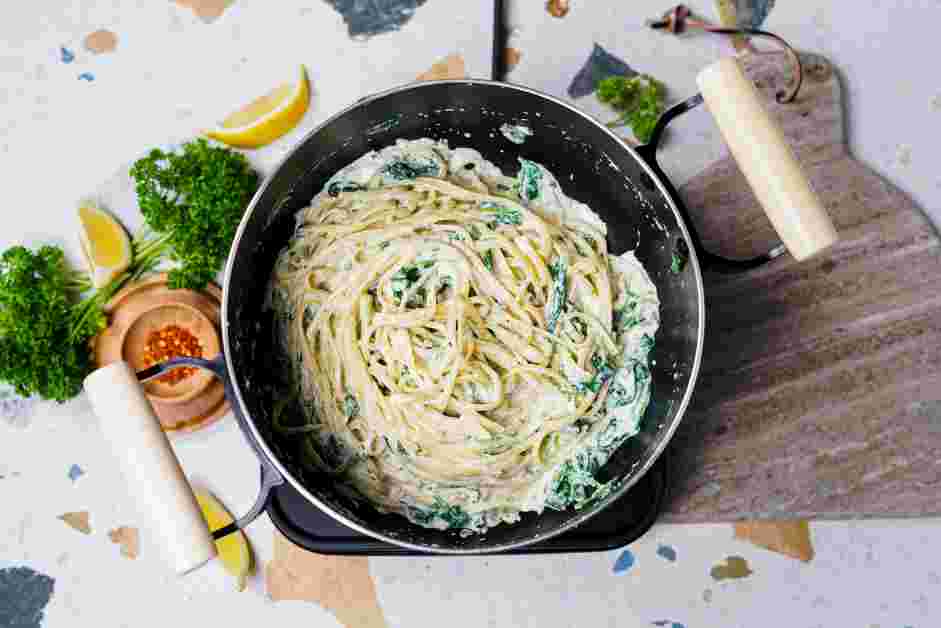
[84,362,216,574]
[696,57,839,261]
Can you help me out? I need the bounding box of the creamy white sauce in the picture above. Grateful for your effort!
[499,123,533,145]
[517,159,609,235]
[279,139,660,532]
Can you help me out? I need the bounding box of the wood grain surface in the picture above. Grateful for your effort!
[662,51,941,521]
[266,531,387,627]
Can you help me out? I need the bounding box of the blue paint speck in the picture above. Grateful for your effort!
[568,43,637,99]
[60,46,75,64]
[0,566,55,628]
[67,464,84,482]
[612,549,635,574]
[651,622,685,628]
[325,0,428,39]
[0,386,34,428]
[656,544,677,562]
[735,0,776,30]
[78,72,95,82]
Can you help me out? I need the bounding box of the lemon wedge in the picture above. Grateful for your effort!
[206,66,310,149]
[196,489,254,591]
[78,201,132,289]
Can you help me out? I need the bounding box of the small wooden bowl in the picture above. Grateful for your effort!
[121,303,220,405]
[94,273,229,435]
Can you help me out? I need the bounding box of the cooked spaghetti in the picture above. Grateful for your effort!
[269,139,659,533]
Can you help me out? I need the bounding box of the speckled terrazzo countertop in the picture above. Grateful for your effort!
[3,1,941,627]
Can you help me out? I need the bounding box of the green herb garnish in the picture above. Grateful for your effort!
[129,139,259,290]
[0,246,91,402]
[614,302,643,331]
[589,354,616,392]
[411,497,470,529]
[517,159,543,203]
[573,353,616,395]
[546,258,568,333]
[596,74,666,144]
[343,393,359,419]
[670,240,689,274]
[606,363,650,411]
[0,236,169,402]
[391,261,433,304]
[546,452,612,511]
[380,157,441,182]
[481,202,523,226]
[327,180,364,197]
[302,304,317,331]
[482,250,495,271]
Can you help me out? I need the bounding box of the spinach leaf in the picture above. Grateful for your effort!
[606,377,637,410]
[670,239,689,274]
[613,299,645,332]
[302,304,317,331]
[546,451,612,510]
[380,157,441,182]
[517,159,543,203]
[480,202,523,226]
[391,260,433,304]
[546,258,568,333]
[410,497,470,529]
[589,354,617,392]
[327,180,365,196]
[343,393,359,419]
[482,250,495,271]
[606,362,650,411]
[572,353,616,395]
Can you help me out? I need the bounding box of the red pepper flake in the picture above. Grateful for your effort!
[142,325,203,386]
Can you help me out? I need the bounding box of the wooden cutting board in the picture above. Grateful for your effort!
[661,51,941,522]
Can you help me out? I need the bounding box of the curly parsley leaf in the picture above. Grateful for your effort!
[129,139,259,290]
[0,246,92,401]
[596,74,666,144]
[0,232,171,402]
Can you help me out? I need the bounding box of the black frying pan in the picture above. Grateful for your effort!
[92,64,835,562]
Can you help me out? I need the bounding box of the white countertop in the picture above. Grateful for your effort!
[2,1,940,627]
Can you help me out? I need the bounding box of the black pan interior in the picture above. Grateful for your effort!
[224,81,703,552]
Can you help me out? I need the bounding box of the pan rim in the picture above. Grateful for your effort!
[221,78,705,554]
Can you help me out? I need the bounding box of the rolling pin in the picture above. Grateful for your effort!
[697,56,839,261]
[84,362,216,574]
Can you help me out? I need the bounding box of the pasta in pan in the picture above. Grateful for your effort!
[269,139,659,533]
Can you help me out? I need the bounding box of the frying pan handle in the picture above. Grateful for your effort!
[139,356,285,541]
[140,355,285,541]
[637,57,839,271]
[636,95,784,273]
[84,357,284,573]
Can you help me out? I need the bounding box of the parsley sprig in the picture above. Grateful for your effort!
[596,74,666,144]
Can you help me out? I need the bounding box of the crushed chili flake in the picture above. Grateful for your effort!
[142,324,203,386]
